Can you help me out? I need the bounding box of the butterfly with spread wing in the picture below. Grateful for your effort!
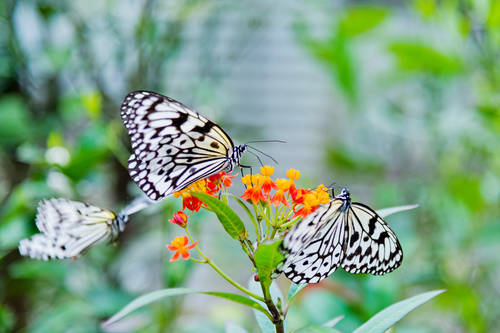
[18,197,150,260]
[276,188,403,284]
[121,91,249,201]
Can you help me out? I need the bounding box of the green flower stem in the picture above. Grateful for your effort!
[252,203,264,242]
[258,276,284,333]
[185,228,265,302]
[250,213,261,243]
[257,204,273,227]
[189,257,207,264]
[275,205,287,227]
[269,227,278,240]
[279,215,301,229]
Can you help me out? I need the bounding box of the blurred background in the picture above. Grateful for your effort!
[1,0,500,332]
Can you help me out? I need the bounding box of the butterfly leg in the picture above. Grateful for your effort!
[239,164,253,178]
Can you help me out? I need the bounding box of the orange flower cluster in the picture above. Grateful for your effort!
[166,236,198,262]
[173,171,236,212]
[241,166,330,217]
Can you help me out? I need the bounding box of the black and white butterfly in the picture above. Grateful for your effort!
[18,197,150,260]
[276,188,403,284]
[121,91,248,201]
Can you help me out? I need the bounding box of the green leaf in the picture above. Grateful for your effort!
[388,42,463,75]
[201,291,268,314]
[81,91,102,120]
[487,0,500,28]
[353,289,445,333]
[287,283,307,303]
[0,95,33,146]
[228,194,258,228]
[190,192,246,240]
[102,288,268,328]
[338,6,389,37]
[102,288,193,327]
[323,315,344,328]
[376,204,418,218]
[414,0,436,18]
[254,240,284,289]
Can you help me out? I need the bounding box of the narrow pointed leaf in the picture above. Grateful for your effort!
[377,204,418,218]
[102,288,268,328]
[202,291,268,314]
[191,192,246,239]
[102,288,194,328]
[353,289,445,333]
[323,315,344,328]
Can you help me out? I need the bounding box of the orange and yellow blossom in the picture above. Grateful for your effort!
[271,178,292,207]
[292,184,332,217]
[182,194,203,212]
[220,171,236,187]
[286,168,301,181]
[315,184,330,204]
[166,236,198,262]
[241,185,266,204]
[261,177,277,196]
[271,190,287,207]
[260,165,275,177]
[293,193,320,217]
[173,171,236,212]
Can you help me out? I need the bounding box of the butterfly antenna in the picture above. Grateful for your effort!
[326,182,338,197]
[245,139,286,144]
[247,149,264,167]
[247,145,279,165]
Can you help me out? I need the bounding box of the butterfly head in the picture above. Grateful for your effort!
[337,188,351,212]
[338,187,350,200]
[228,144,248,170]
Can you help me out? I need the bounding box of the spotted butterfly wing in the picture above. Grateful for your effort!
[18,198,126,260]
[275,200,346,284]
[278,188,403,284]
[121,91,246,201]
[341,202,402,275]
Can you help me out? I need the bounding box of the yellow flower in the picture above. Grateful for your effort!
[286,168,301,181]
[166,236,198,262]
[241,174,252,186]
[303,193,319,208]
[315,184,331,204]
[275,178,292,191]
[174,178,207,197]
[260,165,274,177]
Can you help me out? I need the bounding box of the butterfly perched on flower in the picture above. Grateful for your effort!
[18,197,150,260]
[120,91,248,201]
[276,188,403,284]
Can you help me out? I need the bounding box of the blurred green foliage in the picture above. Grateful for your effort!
[1,0,499,332]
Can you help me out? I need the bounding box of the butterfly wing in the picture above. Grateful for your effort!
[121,91,235,201]
[35,198,116,236]
[19,198,120,260]
[340,203,403,275]
[279,199,346,284]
